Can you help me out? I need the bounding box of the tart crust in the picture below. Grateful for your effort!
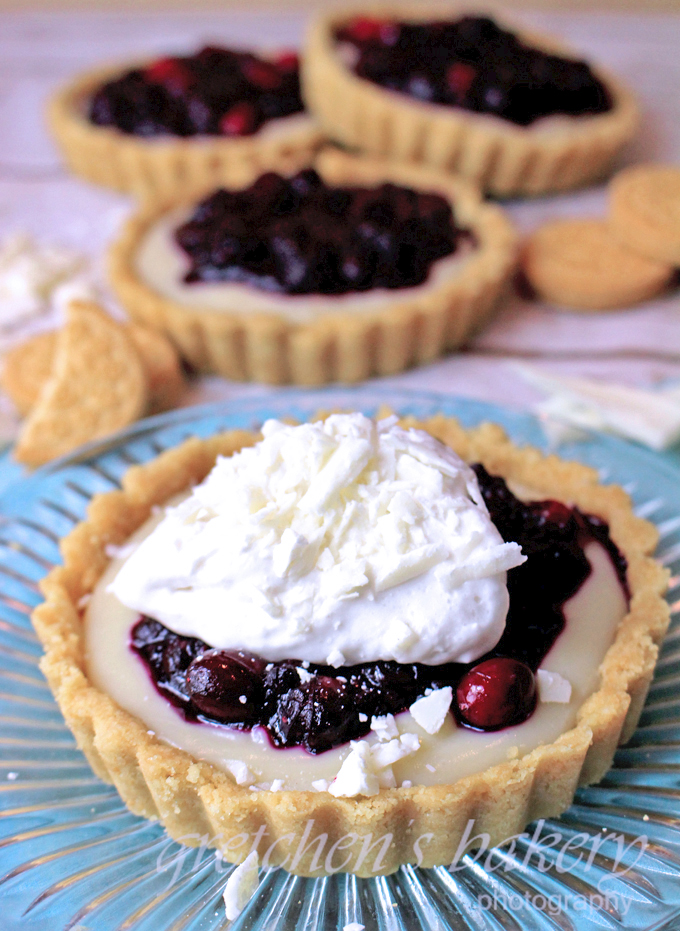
[302,6,639,197]
[108,147,517,385]
[48,60,324,199]
[32,415,669,876]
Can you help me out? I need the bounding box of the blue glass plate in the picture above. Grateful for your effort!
[1,386,679,931]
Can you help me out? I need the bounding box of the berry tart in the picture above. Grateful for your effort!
[108,148,517,384]
[303,9,639,196]
[48,45,323,198]
[32,412,669,876]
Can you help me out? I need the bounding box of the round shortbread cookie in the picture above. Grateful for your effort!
[522,218,674,311]
[2,323,184,418]
[609,164,680,265]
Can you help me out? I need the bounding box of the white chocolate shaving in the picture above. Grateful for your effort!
[517,363,680,451]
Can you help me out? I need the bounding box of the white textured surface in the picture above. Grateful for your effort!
[328,733,421,798]
[1,10,679,413]
[109,413,525,665]
[409,687,454,735]
[537,669,573,704]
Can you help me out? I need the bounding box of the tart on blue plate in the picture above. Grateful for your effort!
[32,412,669,876]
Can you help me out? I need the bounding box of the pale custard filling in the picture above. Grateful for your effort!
[85,529,626,792]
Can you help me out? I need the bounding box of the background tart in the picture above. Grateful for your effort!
[32,415,669,876]
[48,52,324,199]
[302,6,639,197]
[108,147,517,385]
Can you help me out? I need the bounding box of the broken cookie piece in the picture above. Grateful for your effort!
[14,301,147,466]
[2,317,184,420]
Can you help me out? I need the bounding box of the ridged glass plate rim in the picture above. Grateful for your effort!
[0,386,679,931]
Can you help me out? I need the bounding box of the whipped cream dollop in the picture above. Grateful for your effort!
[110,414,525,666]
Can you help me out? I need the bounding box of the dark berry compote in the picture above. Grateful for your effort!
[173,168,473,295]
[89,46,303,137]
[131,466,628,754]
[334,15,612,127]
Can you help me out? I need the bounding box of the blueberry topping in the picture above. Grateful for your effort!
[473,463,629,670]
[89,46,303,138]
[130,466,628,753]
[335,15,612,127]
[268,676,362,754]
[130,619,204,709]
[186,650,265,725]
[173,169,473,296]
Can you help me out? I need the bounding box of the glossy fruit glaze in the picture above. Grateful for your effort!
[173,168,472,296]
[89,45,303,137]
[334,15,612,127]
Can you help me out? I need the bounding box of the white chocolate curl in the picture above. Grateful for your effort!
[110,414,525,665]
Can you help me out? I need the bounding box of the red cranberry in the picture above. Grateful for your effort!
[145,57,191,93]
[456,658,536,730]
[242,58,282,90]
[186,650,264,724]
[345,17,385,42]
[537,501,573,528]
[274,51,299,73]
[446,62,476,99]
[219,102,256,136]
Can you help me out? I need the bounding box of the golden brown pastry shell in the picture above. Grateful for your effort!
[32,415,669,877]
[48,59,324,199]
[108,147,517,385]
[302,5,639,197]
